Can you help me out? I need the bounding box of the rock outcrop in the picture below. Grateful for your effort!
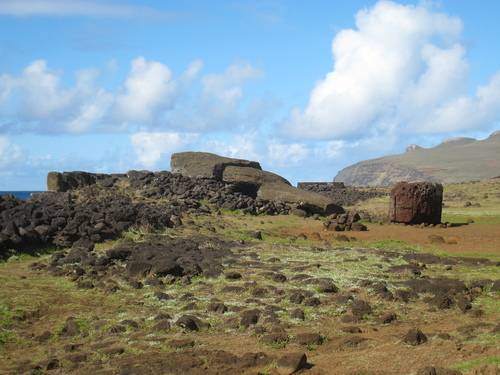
[171,152,261,180]
[389,182,443,224]
[47,171,125,192]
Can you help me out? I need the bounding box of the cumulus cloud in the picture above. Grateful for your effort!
[287,0,500,140]
[0,0,169,18]
[163,62,264,132]
[0,60,114,133]
[114,57,176,124]
[0,136,22,169]
[0,58,263,135]
[201,63,261,105]
[130,132,196,168]
[267,141,309,166]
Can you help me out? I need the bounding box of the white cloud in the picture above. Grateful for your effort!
[0,0,166,18]
[201,63,261,104]
[0,58,264,134]
[268,141,309,166]
[287,1,500,140]
[418,72,500,133]
[203,132,261,161]
[130,132,196,168]
[114,57,176,124]
[166,62,264,132]
[0,136,22,169]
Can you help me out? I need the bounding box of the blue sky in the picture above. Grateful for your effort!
[1,0,500,190]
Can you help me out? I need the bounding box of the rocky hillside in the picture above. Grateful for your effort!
[334,131,500,186]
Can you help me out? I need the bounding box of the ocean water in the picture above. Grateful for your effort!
[0,191,42,200]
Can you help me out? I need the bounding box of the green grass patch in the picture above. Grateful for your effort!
[364,239,421,252]
[452,356,500,371]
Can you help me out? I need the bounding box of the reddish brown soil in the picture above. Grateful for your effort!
[278,222,500,258]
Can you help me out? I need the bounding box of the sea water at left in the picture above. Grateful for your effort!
[0,191,43,200]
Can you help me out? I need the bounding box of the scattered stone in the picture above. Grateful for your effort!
[60,317,80,337]
[378,312,397,324]
[152,320,171,331]
[317,280,339,293]
[290,309,305,321]
[168,339,195,349]
[240,309,260,328]
[154,292,172,301]
[341,326,362,334]
[294,333,323,346]
[261,332,289,345]
[175,315,208,331]
[102,346,125,356]
[46,358,60,370]
[276,352,308,375]
[351,300,372,319]
[207,301,228,314]
[403,328,428,346]
[225,271,242,280]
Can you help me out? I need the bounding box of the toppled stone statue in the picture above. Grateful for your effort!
[171,152,343,215]
[389,182,443,224]
[171,152,261,180]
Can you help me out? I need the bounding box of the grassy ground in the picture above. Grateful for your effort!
[0,179,498,375]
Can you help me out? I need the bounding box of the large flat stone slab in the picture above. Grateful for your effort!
[258,182,344,215]
[170,152,261,180]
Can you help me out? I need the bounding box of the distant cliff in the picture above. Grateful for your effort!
[334,131,500,186]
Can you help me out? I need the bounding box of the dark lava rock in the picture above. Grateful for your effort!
[290,309,305,321]
[152,320,171,331]
[240,309,260,328]
[294,332,323,346]
[378,312,397,324]
[404,278,467,297]
[60,317,80,337]
[351,299,372,319]
[207,301,228,314]
[272,273,287,283]
[430,294,454,309]
[175,315,208,331]
[261,332,289,345]
[46,358,60,370]
[403,328,428,346]
[317,280,339,293]
[276,352,308,375]
[304,297,321,307]
[341,326,362,334]
[154,292,172,301]
[225,271,242,280]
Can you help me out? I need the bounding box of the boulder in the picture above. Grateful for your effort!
[47,171,124,192]
[170,152,261,180]
[223,166,290,186]
[257,183,343,215]
[389,182,443,224]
